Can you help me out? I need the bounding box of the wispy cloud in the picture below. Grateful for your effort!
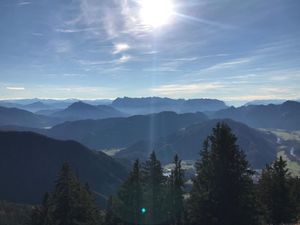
[62,73,86,78]
[168,57,198,62]
[175,12,235,30]
[78,59,112,66]
[6,86,25,90]
[205,58,252,71]
[17,1,31,6]
[55,28,99,33]
[78,54,133,66]
[150,82,223,97]
[224,95,278,101]
[113,43,130,54]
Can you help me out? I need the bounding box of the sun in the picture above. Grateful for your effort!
[139,0,174,28]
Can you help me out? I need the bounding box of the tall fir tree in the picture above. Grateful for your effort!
[187,123,258,225]
[116,159,143,225]
[30,162,102,225]
[289,176,300,222]
[258,156,297,225]
[142,152,167,225]
[168,155,184,225]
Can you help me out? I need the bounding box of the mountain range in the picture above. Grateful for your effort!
[0,101,126,128]
[213,101,300,130]
[115,119,277,168]
[0,97,299,208]
[51,101,126,121]
[111,97,228,114]
[46,111,209,149]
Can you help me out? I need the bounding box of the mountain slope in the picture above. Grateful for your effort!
[52,101,125,121]
[213,101,300,130]
[47,111,208,149]
[0,106,57,128]
[20,101,53,112]
[116,119,277,168]
[0,131,128,204]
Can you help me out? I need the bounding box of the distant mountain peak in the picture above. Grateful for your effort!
[282,100,300,106]
[67,101,96,111]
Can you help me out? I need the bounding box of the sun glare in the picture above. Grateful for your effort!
[139,0,174,28]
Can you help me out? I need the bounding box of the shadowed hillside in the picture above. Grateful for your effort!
[116,119,277,168]
[0,131,128,204]
[47,111,208,149]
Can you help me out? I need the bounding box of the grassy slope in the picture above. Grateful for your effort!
[266,129,300,176]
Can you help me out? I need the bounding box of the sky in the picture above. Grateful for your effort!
[0,0,300,103]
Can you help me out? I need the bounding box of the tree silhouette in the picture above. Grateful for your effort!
[258,157,297,225]
[187,123,258,225]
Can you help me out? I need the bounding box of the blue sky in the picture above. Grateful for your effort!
[0,0,300,103]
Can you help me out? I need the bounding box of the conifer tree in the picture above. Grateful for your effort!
[187,123,258,225]
[168,155,184,225]
[142,152,167,225]
[258,157,296,225]
[116,159,143,225]
[31,162,102,225]
[290,176,300,222]
[30,192,52,225]
[104,196,122,225]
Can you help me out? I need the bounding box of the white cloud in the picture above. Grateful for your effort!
[206,58,252,71]
[55,28,99,33]
[172,57,198,61]
[150,82,223,96]
[113,43,130,54]
[78,59,112,66]
[17,1,31,6]
[64,0,158,41]
[6,87,25,90]
[118,55,132,63]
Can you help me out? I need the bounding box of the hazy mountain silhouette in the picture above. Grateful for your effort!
[51,101,126,121]
[0,131,128,204]
[21,101,53,112]
[213,101,300,130]
[116,119,277,168]
[112,97,227,114]
[36,108,62,116]
[244,99,288,106]
[0,106,57,128]
[47,111,208,149]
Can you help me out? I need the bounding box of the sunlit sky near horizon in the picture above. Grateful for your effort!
[0,0,300,103]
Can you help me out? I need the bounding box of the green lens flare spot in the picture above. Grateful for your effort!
[141,207,146,214]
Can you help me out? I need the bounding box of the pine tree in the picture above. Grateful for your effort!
[168,155,184,225]
[30,192,52,225]
[116,159,143,225]
[187,123,258,225]
[258,156,296,225]
[290,176,300,222]
[142,152,167,225]
[104,196,122,225]
[32,162,102,225]
[51,162,82,225]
